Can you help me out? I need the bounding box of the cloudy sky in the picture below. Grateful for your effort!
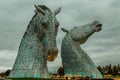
[0,0,120,73]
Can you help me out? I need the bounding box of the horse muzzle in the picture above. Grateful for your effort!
[95,24,102,32]
[46,49,58,61]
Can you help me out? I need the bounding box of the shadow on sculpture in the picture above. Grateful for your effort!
[61,21,103,78]
[9,5,61,79]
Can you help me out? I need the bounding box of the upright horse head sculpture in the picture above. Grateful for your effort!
[9,5,61,79]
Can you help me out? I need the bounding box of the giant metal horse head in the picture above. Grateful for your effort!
[61,21,103,78]
[62,21,102,44]
[34,5,61,61]
[9,5,61,78]
[70,21,102,44]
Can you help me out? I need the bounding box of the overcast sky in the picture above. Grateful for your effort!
[0,0,120,73]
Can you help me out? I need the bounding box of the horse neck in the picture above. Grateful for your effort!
[63,33,82,51]
[19,13,43,49]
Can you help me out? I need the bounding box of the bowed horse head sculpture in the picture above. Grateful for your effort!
[61,21,103,78]
[9,5,61,79]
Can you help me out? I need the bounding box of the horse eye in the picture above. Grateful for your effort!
[55,21,60,28]
[42,22,48,28]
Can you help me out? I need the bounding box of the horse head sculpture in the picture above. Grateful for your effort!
[9,5,61,78]
[61,21,103,78]
[70,21,102,44]
[34,5,61,61]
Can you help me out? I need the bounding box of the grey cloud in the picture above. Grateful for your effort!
[0,50,17,72]
[109,0,120,7]
[92,51,120,66]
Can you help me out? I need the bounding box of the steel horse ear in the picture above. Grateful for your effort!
[9,5,61,79]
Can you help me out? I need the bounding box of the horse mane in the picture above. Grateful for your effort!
[61,28,69,33]
[23,5,52,40]
[38,5,50,11]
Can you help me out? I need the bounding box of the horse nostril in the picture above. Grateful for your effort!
[96,24,102,27]
[55,49,58,54]
[47,49,58,55]
[47,50,50,55]
[47,50,52,55]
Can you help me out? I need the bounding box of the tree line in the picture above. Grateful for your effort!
[57,64,120,77]
[97,64,120,76]
[0,69,11,78]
